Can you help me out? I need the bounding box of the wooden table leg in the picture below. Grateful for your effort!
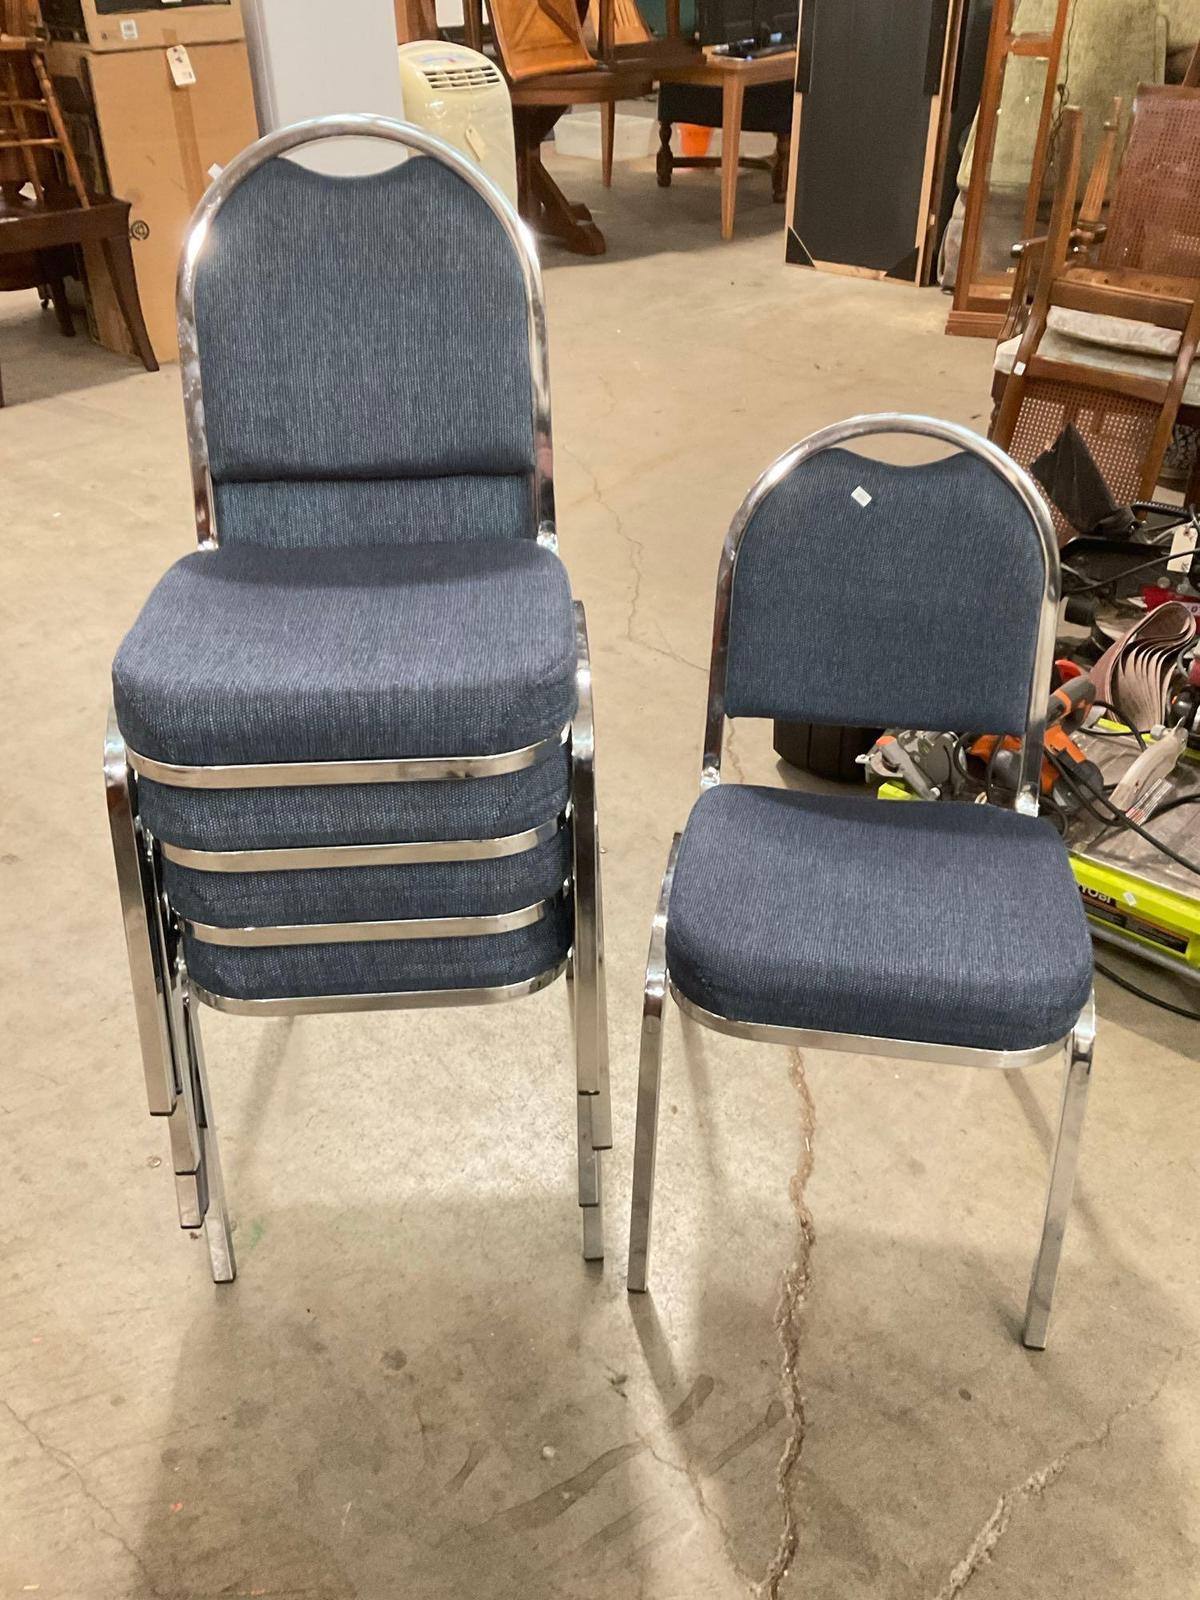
[720,76,745,241]
[531,155,606,255]
[463,0,484,53]
[514,103,607,255]
[657,120,673,187]
[100,231,159,374]
[772,130,790,203]
[601,100,615,189]
[514,107,537,220]
[47,273,74,337]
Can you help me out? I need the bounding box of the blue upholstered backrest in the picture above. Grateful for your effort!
[724,448,1047,737]
[192,154,537,548]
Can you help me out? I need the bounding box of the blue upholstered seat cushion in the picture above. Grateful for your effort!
[164,829,570,927]
[184,901,571,1002]
[136,744,571,853]
[113,541,577,766]
[666,785,1093,1052]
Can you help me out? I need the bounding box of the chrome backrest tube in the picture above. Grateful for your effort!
[176,113,556,552]
[701,413,1061,814]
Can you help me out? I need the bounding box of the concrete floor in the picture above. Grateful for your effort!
[1,149,1198,1600]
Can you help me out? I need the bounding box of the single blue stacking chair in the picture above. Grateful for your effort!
[627,414,1096,1349]
[104,116,611,1280]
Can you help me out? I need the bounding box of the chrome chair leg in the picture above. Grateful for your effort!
[578,1093,604,1261]
[577,1091,601,1207]
[184,990,236,1283]
[572,825,611,1248]
[581,1162,604,1261]
[145,843,209,1232]
[1022,995,1096,1349]
[592,853,613,1153]
[566,943,603,1257]
[105,718,213,1234]
[103,714,177,1119]
[569,603,610,1263]
[565,894,602,1258]
[571,605,610,1142]
[627,840,679,1293]
[150,842,234,1279]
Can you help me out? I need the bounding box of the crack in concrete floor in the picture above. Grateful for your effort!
[560,441,706,675]
[928,1336,1200,1600]
[476,1038,818,1600]
[755,1047,817,1600]
[1,1396,168,1600]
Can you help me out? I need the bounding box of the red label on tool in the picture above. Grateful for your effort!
[1143,587,1200,617]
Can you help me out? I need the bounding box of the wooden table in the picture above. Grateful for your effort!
[0,190,158,405]
[461,0,652,256]
[656,48,797,240]
[511,64,652,256]
[0,36,157,403]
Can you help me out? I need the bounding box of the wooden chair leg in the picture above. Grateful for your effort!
[48,276,75,338]
[1142,299,1200,498]
[656,120,673,188]
[514,109,535,221]
[992,109,1083,451]
[99,232,158,374]
[601,99,615,189]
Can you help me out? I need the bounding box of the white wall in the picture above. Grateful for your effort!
[243,0,406,172]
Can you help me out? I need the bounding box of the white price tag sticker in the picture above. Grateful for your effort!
[120,18,138,39]
[167,45,197,88]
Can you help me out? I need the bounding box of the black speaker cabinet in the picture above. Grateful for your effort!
[785,0,991,284]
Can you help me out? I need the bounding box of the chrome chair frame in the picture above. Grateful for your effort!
[105,117,610,1278]
[626,414,1096,1349]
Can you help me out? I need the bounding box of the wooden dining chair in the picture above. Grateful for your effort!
[585,0,698,187]
[586,0,791,225]
[991,103,1200,534]
[393,0,438,43]
[478,0,650,254]
[997,95,1124,346]
[1003,82,1200,345]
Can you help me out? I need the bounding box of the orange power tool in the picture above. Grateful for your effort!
[969,671,1101,806]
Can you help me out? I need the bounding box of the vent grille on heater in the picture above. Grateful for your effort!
[422,63,504,91]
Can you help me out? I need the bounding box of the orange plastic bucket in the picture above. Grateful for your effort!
[679,124,712,158]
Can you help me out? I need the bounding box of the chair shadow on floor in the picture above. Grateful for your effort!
[0,292,149,406]
[126,1009,1191,1600]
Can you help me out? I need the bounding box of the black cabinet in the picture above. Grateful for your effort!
[786,0,991,284]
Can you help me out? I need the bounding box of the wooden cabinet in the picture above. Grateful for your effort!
[47,38,258,360]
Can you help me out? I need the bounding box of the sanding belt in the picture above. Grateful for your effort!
[1092,601,1197,730]
[164,26,206,210]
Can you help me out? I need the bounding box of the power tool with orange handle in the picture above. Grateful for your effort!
[969,672,1102,810]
